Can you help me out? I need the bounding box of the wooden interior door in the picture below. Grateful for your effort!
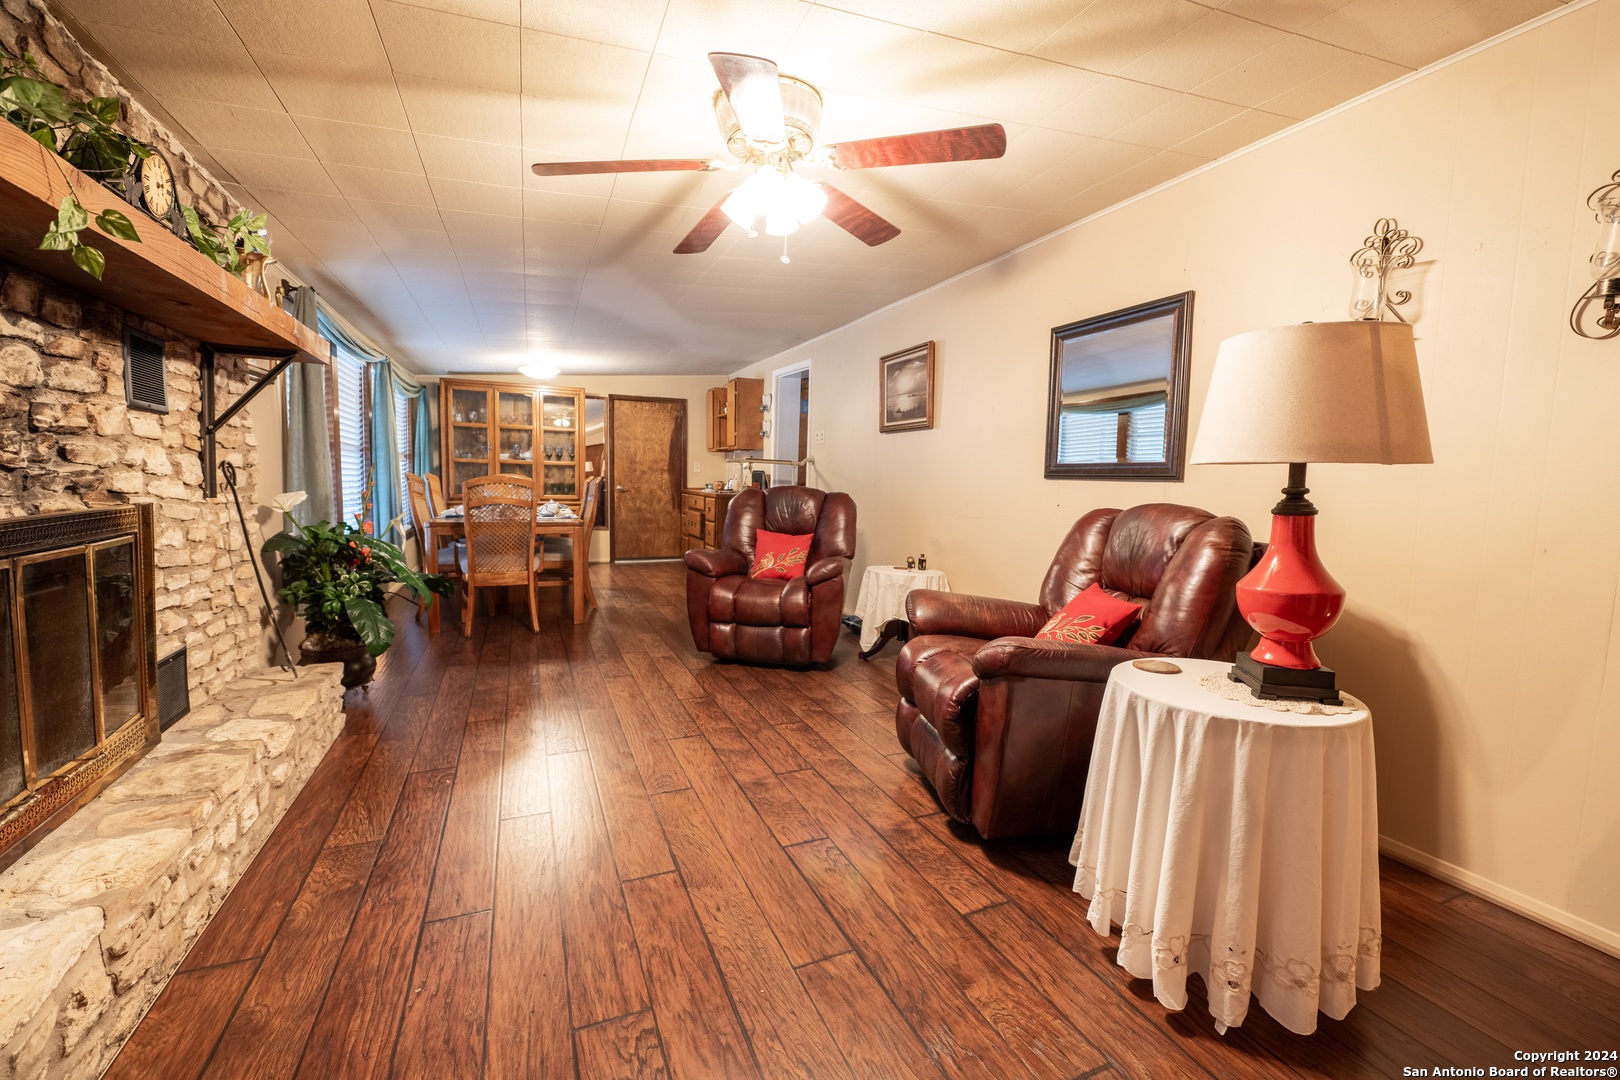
[608,396,686,560]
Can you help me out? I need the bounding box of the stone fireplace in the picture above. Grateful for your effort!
[0,505,158,874]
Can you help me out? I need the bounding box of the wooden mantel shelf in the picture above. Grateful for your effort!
[0,118,327,365]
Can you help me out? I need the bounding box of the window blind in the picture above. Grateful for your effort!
[333,346,367,523]
[1125,401,1166,461]
[1057,408,1119,463]
[394,387,413,530]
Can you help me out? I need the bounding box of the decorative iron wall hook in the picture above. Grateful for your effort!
[1570,169,1620,341]
[1349,218,1423,322]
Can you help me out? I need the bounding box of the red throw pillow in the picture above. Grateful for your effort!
[751,530,813,581]
[1034,583,1142,646]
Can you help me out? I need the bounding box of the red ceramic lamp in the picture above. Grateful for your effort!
[1190,321,1432,703]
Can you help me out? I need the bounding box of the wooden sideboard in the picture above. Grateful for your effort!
[681,488,737,552]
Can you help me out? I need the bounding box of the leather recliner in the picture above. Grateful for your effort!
[685,486,856,667]
[895,504,1255,839]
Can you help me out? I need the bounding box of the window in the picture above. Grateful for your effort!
[1056,409,1119,463]
[332,344,368,523]
[1125,401,1165,462]
[394,387,414,530]
[1057,400,1167,465]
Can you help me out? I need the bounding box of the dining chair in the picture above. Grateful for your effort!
[406,474,462,622]
[535,476,603,615]
[460,474,539,637]
[425,472,447,517]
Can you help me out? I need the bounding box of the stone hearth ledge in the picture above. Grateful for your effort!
[0,665,347,1080]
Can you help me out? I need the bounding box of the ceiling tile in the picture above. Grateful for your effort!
[1300,0,1468,53]
[398,0,521,23]
[256,51,412,128]
[1110,94,1245,151]
[1002,127,1100,174]
[654,0,812,66]
[522,190,612,226]
[521,0,668,51]
[1193,35,1357,108]
[56,0,239,43]
[1370,0,1561,69]
[251,188,361,223]
[1218,0,1354,32]
[619,55,733,158]
[1169,107,1295,159]
[415,135,525,185]
[84,23,282,110]
[351,200,447,230]
[396,75,522,144]
[429,176,525,215]
[815,0,1080,54]
[1115,10,1288,92]
[373,1,522,93]
[211,149,340,194]
[164,98,314,158]
[327,163,438,204]
[1031,0,1209,75]
[294,116,422,171]
[966,56,1109,129]
[214,0,390,65]
[1040,79,1180,139]
[1257,54,1413,119]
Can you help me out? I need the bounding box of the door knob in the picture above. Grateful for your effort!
[615,485,627,492]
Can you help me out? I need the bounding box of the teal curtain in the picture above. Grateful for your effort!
[284,287,335,528]
[314,301,432,544]
[368,362,401,541]
[414,393,434,490]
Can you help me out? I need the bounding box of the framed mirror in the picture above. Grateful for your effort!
[1044,292,1194,481]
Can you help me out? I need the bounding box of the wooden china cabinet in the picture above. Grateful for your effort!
[439,378,586,507]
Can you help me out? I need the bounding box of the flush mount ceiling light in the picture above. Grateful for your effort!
[530,52,1007,255]
[520,363,561,381]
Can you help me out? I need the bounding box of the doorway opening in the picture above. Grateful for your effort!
[771,362,810,486]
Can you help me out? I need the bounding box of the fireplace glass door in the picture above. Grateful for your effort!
[2,538,145,807]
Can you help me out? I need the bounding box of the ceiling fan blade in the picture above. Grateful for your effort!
[674,197,733,255]
[825,124,1007,170]
[819,184,900,247]
[709,52,786,148]
[531,159,717,176]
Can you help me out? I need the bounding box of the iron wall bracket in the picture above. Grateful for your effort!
[199,344,298,498]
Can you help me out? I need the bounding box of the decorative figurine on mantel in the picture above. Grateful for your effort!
[905,556,916,570]
[919,553,927,570]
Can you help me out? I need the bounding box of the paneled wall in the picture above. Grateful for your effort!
[735,1,1620,952]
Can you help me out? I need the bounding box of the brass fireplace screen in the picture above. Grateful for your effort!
[0,505,158,871]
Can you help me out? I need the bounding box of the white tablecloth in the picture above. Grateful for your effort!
[852,566,950,649]
[1069,658,1381,1035]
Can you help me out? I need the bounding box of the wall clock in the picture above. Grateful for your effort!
[128,151,176,221]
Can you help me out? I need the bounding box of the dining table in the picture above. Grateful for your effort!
[424,511,591,629]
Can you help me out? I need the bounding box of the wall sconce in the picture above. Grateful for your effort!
[1570,169,1620,340]
[1349,218,1423,322]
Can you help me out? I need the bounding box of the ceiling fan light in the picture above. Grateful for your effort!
[729,75,787,149]
[764,208,799,237]
[783,173,827,224]
[519,363,561,380]
[722,187,757,228]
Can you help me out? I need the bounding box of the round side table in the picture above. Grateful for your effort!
[852,565,949,659]
[1070,658,1381,1035]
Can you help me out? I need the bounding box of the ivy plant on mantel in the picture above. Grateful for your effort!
[0,104,326,363]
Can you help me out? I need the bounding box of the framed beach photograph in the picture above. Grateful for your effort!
[878,341,936,433]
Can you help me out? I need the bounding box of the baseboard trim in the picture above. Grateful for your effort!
[1380,836,1620,959]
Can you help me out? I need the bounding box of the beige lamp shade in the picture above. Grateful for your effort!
[1190,321,1433,465]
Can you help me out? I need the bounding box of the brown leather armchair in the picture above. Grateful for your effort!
[896,504,1255,839]
[685,486,856,666]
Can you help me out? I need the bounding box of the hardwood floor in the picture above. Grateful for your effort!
[109,562,1620,1079]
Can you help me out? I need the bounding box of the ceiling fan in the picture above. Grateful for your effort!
[530,52,1007,256]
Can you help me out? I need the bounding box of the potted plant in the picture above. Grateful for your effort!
[261,490,451,688]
